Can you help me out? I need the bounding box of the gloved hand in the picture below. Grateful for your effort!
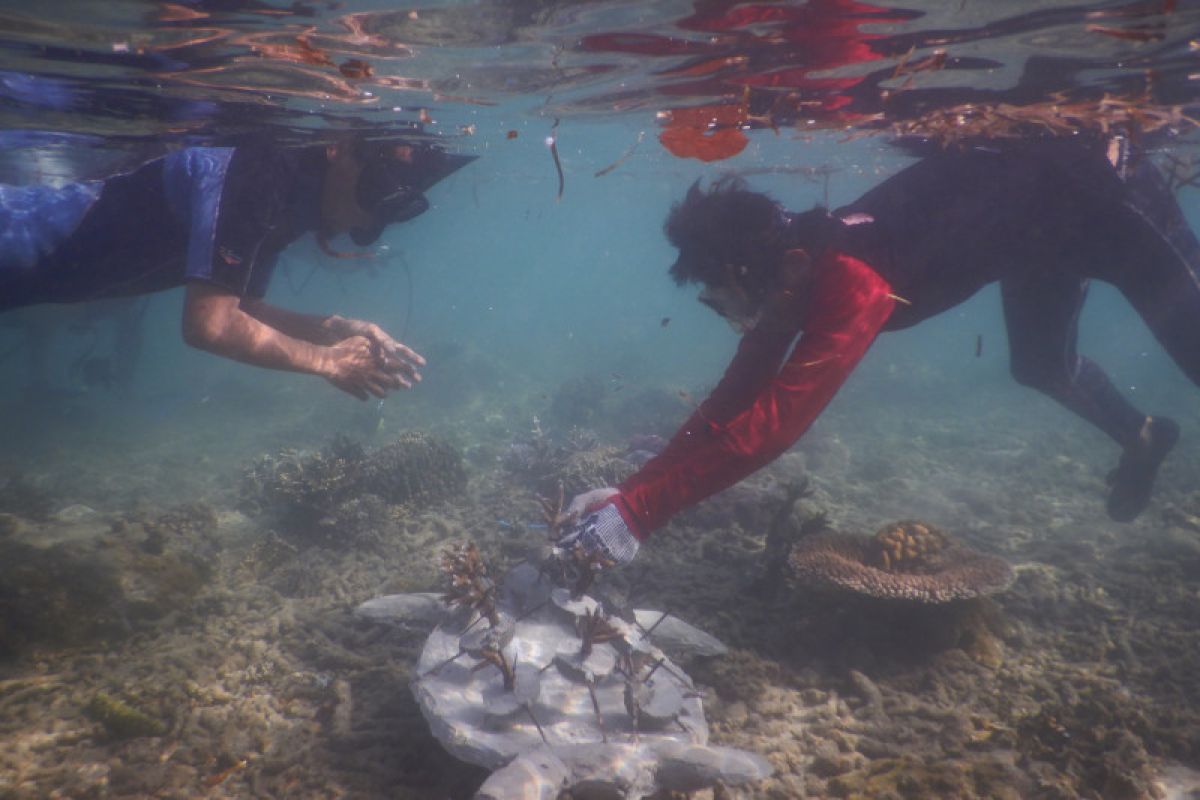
[555,489,641,568]
[561,487,619,524]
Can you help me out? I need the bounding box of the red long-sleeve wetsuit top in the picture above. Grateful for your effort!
[616,251,896,537]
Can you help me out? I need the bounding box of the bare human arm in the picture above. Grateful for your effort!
[182,283,416,400]
[239,297,424,380]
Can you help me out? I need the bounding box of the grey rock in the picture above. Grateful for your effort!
[475,742,774,799]
[474,747,569,800]
[632,610,728,657]
[654,741,775,792]
[353,593,447,626]
[554,643,617,683]
[626,678,684,729]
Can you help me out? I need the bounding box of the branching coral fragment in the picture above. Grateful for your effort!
[440,541,499,626]
[576,607,624,658]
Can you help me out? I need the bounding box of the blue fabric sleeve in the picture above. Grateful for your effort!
[0,181,101,271]
[163,146,290,298]
[163,147,252,292]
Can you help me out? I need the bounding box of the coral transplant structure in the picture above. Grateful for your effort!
[397,529,772,797]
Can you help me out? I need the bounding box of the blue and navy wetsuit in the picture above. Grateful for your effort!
[0,144,323,311]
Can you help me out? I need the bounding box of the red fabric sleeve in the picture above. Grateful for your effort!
[618,253,895,535]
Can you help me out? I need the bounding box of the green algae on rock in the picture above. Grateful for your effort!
[86,692,165,739]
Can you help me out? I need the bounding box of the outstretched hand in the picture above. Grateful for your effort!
[323,316,424,394]
[321,335,409,400]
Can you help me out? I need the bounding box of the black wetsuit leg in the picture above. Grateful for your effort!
[1001,271,1147,449]
[1098,160,1200,388]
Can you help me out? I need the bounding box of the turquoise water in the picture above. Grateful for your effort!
[2,2,1200,798]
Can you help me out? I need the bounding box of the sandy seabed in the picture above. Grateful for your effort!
[1,380,1199,800]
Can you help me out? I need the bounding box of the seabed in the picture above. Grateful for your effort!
[0,375,1198,799]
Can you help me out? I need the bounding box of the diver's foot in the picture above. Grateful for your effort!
[1105,416,1180,523]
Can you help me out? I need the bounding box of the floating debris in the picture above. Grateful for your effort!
[547,118,564,200]
[594,130,645,177]
[859,93,1199,148]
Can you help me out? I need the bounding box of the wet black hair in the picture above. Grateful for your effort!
[665,177,795,299]
[665,177,842,297]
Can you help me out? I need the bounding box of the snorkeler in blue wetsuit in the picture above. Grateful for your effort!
[0,137,472,400]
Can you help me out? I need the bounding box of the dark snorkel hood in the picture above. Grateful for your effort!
[350,142,476,246]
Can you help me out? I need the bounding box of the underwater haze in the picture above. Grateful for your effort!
[2,1,1200,798]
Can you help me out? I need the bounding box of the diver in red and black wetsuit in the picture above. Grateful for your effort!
[558,135,1198,567]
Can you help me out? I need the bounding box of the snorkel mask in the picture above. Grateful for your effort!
[349,140,476,246]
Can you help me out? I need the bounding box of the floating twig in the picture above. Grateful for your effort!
[594,130,645,177]
[854,92,1200,148]
[548,118,565,200]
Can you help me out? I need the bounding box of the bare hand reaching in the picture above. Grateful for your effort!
[321,335,412,400]
[322,316,425,394]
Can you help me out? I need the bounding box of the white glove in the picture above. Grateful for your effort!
[555,498,640,567]
[563,487,619,523]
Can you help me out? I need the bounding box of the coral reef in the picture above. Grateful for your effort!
[870,520,949,571]
[1014,684,1164,800]
[310,493,394,551]
[789,521,1014,603]
[242,431,465,541]
[362,431,467,506]
[503,424,631,497]
[240,435,367,521]
[4,337,1199,799]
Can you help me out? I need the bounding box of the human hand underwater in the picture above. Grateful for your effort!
[324,315,425,384]
[321,335,411,400]
[555,488,641,569]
